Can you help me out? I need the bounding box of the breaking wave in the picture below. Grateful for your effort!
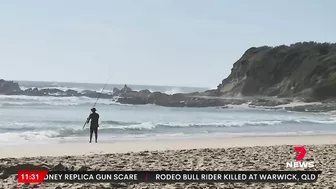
[19,84,202,95]
[0,95,115,107]
[1,118,336,141]
[125,87,196,95]
[163,88,185,95]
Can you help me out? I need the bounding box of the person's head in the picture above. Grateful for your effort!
[91,108,97,113]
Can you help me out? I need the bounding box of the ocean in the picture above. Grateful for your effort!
[1,81,336,145]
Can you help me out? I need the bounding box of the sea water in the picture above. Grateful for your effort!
[1,81,336,145]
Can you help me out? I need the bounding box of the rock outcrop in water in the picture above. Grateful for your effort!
[0,79,21,94]
[0,79,247,107]
[0,79,111,99]
[115,90,246,107]
[111,85,247,107]
[216,42,336,101]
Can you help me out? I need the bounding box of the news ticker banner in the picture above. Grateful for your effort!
[18,171,322,183]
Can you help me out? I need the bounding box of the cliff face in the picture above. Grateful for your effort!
[217,42,336,100]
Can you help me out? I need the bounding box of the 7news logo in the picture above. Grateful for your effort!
[286,146,315,168]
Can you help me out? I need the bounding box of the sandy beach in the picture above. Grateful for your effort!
[1,135,336,158]
[0,135,335,188]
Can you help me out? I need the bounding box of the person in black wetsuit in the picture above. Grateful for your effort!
[86,108,99,143]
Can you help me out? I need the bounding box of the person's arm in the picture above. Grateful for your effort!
[86,114,92,124]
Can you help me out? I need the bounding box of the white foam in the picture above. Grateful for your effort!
[39,86,87,93]
[100,118,336,130]
[276,101,323,108]
[123,122,156,130]
[164,88,184,95]
[130,87,188,95]
[156,120,298,128]
[99,122,156,130]
[0,95,113,106]
[0,131,59,145]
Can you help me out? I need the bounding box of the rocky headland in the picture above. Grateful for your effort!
[217,42,336,99]
[2,42,336,112]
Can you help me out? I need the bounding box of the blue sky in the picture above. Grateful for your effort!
[0,0,335,87]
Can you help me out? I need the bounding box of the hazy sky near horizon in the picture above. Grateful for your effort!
[0,1,335,87]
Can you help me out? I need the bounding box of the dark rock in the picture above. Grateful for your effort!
[117,91,234,108]
[117,96,149,105]
[0,79,21,94]
[112,85,140,97]
[39,88,64,94]
[119,91,141,98]
[148,92,170,103]
[322,98,336,104]
[263,107,283,110]
[65,89,80,96]
[112,87,120,95]
[249,98,291,106]
[200,89,222,96]
[300,97,317,103]
[121,84,132,93]
[78,166,89,171]
[115,89,153,104]
[23,88,44,96]
[230,99,248,105]
[216,105,229,109]
[81,90,92,93]
[53,163,69,171]
[111,84,250,107]
[0,80,153,104]
[188,91,201,96]
[81,91,109,99]
[285,103,336,112]
[138,89,151,97]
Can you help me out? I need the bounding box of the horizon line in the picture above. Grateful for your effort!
[11,79,212,89]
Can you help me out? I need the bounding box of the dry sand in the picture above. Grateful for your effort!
[1,135,336,188]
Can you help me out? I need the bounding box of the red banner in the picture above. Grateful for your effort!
[18,170,48,183]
